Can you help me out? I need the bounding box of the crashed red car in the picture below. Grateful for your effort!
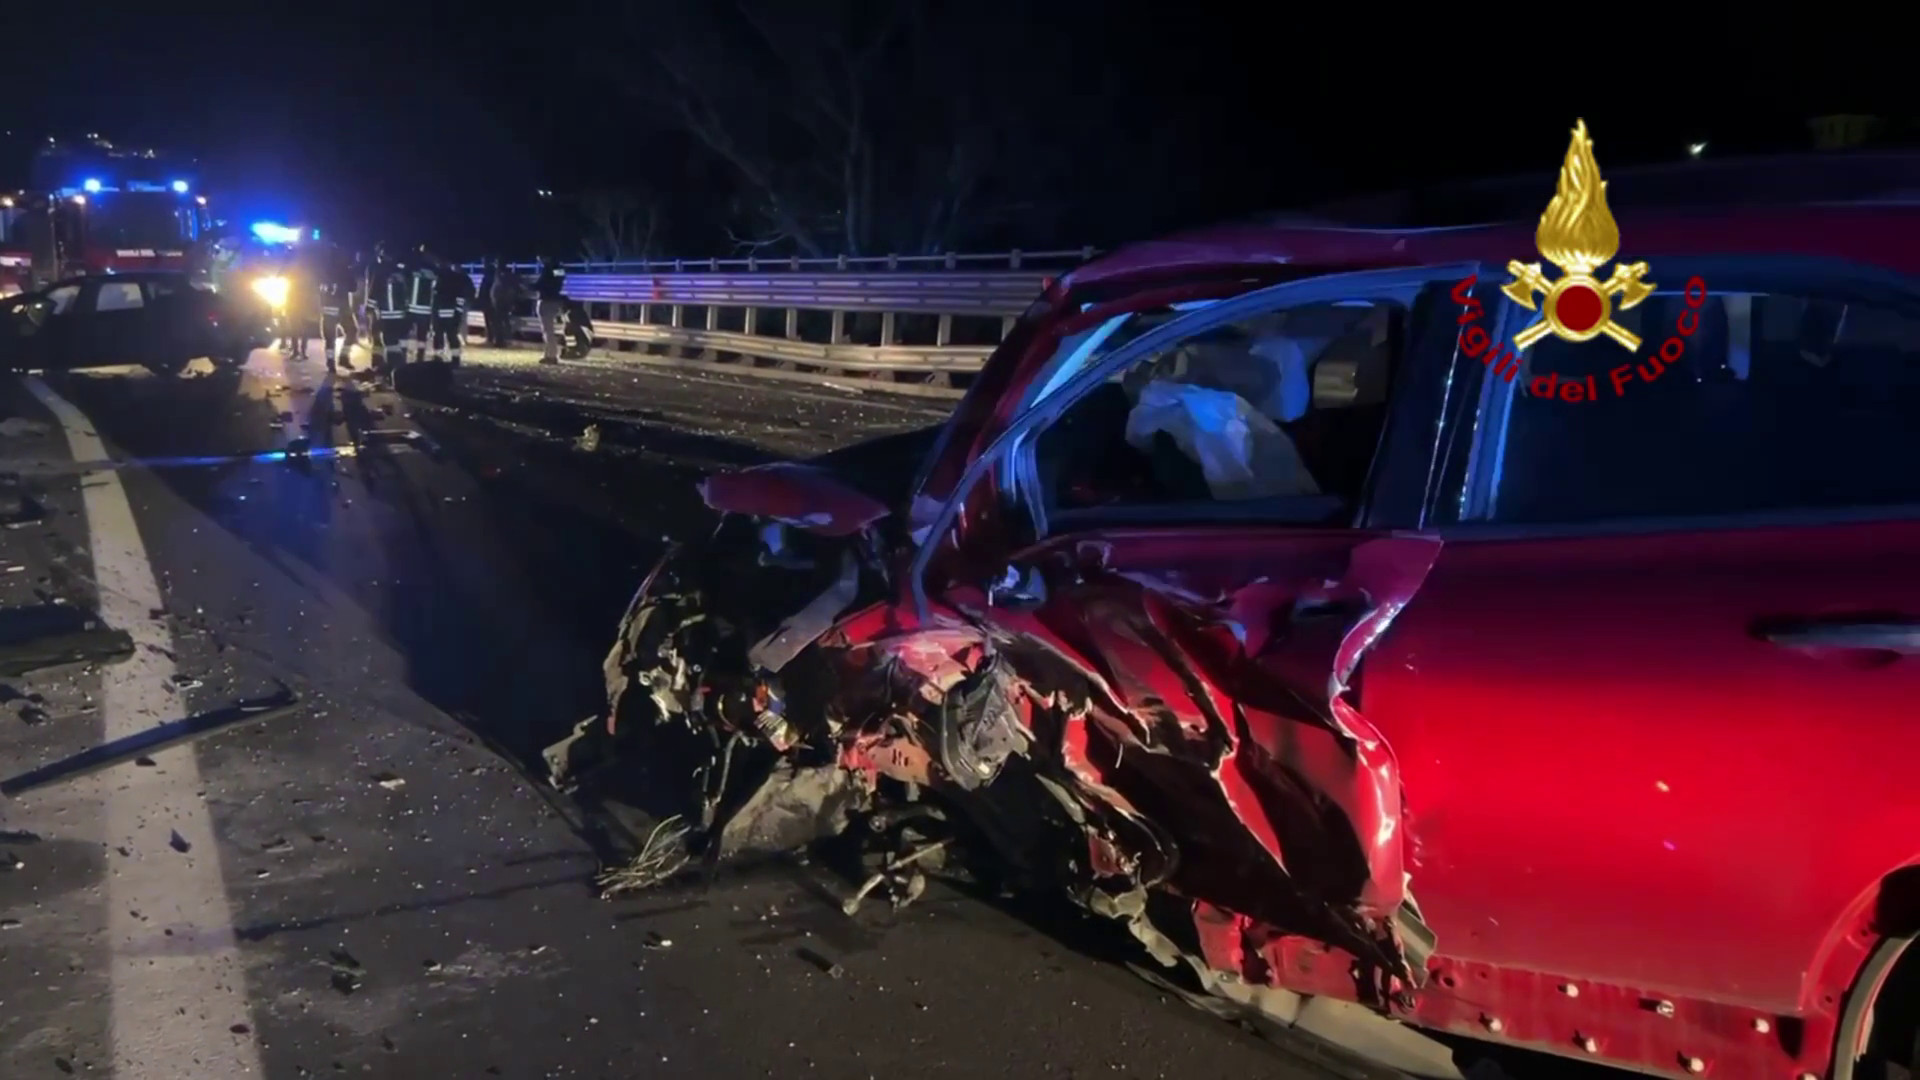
[550,200,1920,1080]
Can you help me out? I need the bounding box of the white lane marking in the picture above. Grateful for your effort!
[23,377,265,1080]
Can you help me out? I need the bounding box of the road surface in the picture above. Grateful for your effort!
[0,342,1381,1079]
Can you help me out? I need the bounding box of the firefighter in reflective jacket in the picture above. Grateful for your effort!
[365,242,412,376]
[407,245,439,365]
[428,252,474,366]
[318,245,358,373]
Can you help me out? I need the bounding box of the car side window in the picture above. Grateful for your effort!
[45,284,80,316]
[1029,300,1400,525]
[96,281,145,312]
[1469,286,1920,525]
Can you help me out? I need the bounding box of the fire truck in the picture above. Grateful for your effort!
[0,138,212,294]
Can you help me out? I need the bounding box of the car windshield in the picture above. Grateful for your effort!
[88,192,191,250]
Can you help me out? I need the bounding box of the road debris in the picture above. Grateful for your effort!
[576,423,601,452]
[168,830,191,853]
[842,838,950,916]
[594,815,691,899]
[797,948,845,979]
[372,772,405,790]
[0,416,49,438]
[328,948,364,995]
[2,689,302,796]
[0,603,135,678]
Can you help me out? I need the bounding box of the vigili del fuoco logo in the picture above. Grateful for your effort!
[1451,119,1710,402]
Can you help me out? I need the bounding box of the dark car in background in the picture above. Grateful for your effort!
[0,271,270,376]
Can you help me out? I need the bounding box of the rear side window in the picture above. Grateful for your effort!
[1474,287,1920,525]
[96,281,144,311]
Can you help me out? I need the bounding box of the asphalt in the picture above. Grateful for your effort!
[0,341,1358,1080]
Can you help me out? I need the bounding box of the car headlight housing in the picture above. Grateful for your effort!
[250,275,289,310]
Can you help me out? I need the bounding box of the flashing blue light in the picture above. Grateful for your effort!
[311,228,321,240]
[250,221,302,245]
[82,178,102,194]
[171,179,189,194]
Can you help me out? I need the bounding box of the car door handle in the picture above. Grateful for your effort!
[1759,619,1920,653]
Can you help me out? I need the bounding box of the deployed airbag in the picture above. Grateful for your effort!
[1123,381,1319,501]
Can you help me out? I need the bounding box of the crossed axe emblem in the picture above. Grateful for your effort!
[1502,260,1655,351]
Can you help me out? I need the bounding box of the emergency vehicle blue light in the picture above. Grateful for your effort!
[170,180,189,194]
[311,228,321,240]
[250,222,301,245]
[82,178,102,194]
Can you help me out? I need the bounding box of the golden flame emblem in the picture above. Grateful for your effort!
[1502,120,1654,351]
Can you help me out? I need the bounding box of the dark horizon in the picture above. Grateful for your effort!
[11,4,1910,259]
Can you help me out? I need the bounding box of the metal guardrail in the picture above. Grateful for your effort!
[465,247,1092,275]
[457,247,1096,393]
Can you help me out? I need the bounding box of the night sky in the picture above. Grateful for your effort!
[9,3,1902,261]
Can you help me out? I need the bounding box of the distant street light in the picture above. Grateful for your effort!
[1687,142,1708,158]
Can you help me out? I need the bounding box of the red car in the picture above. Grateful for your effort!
[553,200,1920,1080]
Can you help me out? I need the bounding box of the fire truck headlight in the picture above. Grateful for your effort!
[250,275,289,310]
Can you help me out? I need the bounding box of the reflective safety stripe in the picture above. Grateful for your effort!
[434,309,458,317]
[320,306,341,316]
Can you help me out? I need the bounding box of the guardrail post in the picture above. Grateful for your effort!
[783,308,798,339]
[829,310,847,345]
[1009,249,1023,269]
[743,306,758,335]
[935,314,953,347]
[1001,315,1016,339]
[880,311,896,346]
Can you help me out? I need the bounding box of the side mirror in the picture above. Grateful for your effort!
[986,563,1047,612]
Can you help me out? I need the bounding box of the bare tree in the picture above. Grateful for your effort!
[577,188,661,264]
[594,0,1073,258]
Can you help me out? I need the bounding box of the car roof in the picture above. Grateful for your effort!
[1061,203,1920,291]
[45,270,191,290]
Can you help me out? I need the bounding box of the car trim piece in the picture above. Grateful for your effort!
[1433,502,1920,543]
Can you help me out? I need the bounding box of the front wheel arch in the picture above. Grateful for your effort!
[1834,865,1920,1080]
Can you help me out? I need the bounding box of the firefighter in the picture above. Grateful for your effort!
[318,245,358,373]
[282,245,316,361]
[429,252,475,367]
[407,245,439,365]
[348,249,371,344]
[365,242,412,378]
[534,254,567,364]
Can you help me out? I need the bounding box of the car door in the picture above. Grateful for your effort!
[1360,257,1920,1033]
[79,278,154,365]
[20,282,86,369]
[905,261,1490,983]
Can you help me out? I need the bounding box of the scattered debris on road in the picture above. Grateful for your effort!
[0,416,50,438]
[0,603,135,678]
[576,423,601,452]
[372,771,406,790]
[1,688,302,796]
[594,814,691,898]
[328,948,365,995]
